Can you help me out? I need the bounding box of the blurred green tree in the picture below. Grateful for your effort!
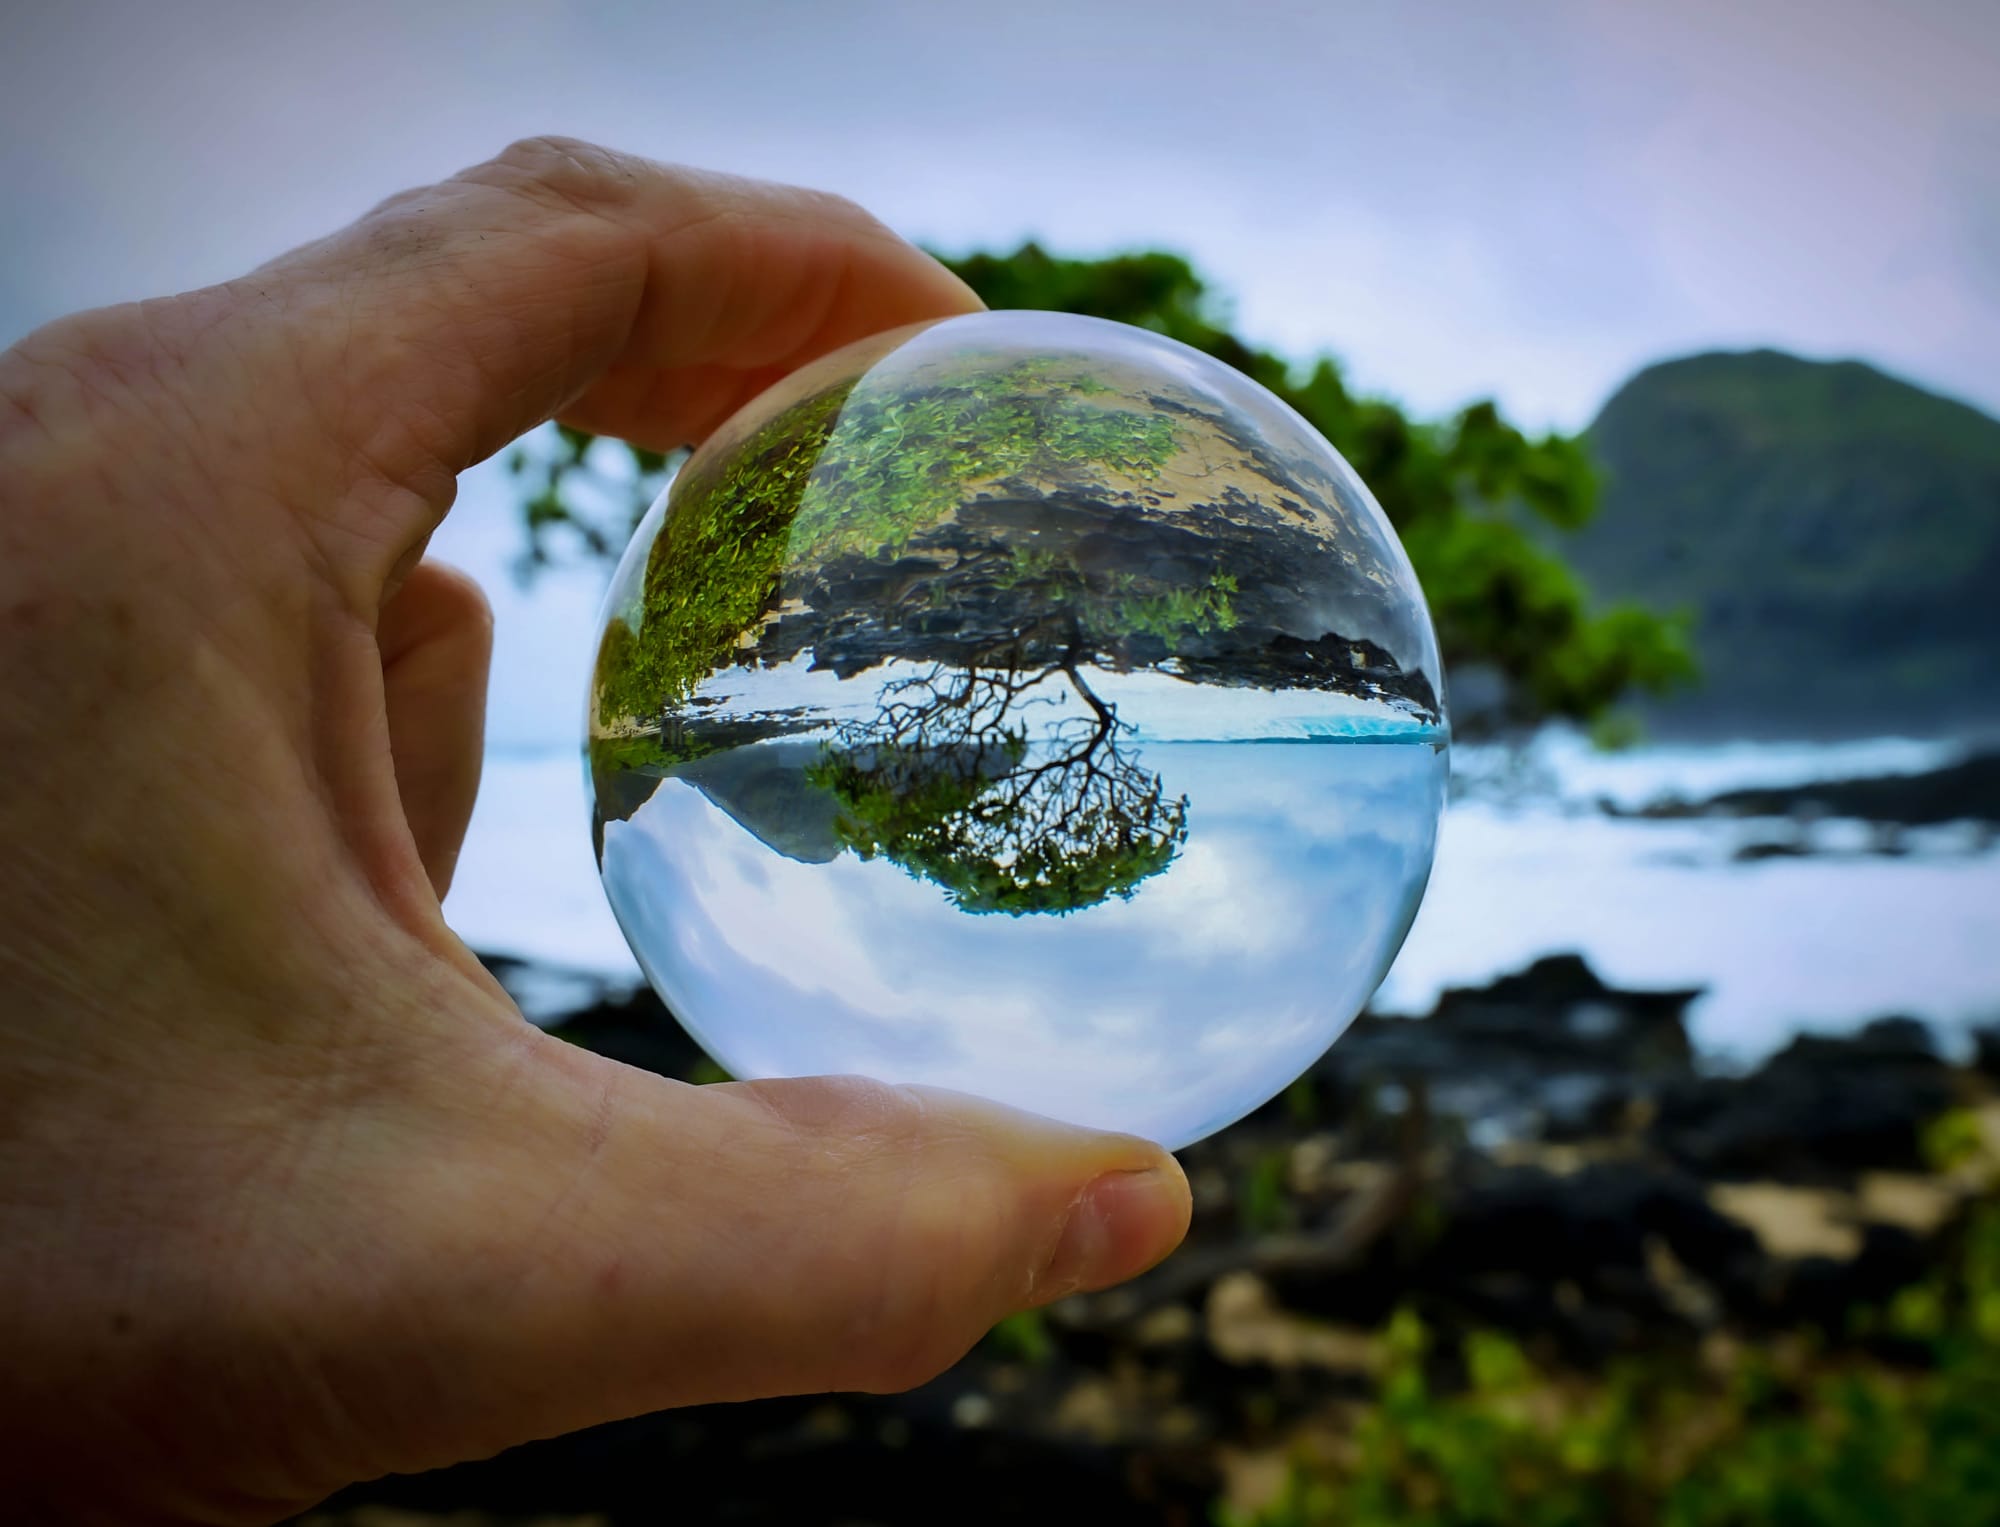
[518,243,1695,729]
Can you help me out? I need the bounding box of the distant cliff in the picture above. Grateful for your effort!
[1570,350,2000,738]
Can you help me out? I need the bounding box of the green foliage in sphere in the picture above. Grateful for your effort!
[784,355,1179,568]
[592,353,1190,729]
[593,380,854,724]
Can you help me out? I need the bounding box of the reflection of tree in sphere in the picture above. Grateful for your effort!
[809,659,1189,916]
[587,311,1448,1148]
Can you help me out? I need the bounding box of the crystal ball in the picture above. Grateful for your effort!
[586,311,1446,1148]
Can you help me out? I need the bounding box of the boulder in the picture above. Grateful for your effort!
[1650,1059,1952,1181]
[1310,955,1699,1144]
[1973,1027,2000,1082]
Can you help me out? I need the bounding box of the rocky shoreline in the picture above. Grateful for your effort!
[300,954,2000,1526]
[1596,749,2000,866]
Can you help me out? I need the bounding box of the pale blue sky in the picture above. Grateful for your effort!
[5,0,1995,427]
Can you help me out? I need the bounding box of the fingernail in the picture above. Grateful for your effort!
[1036,1166,1188,1302]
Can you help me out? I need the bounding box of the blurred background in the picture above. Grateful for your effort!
[7,2,1999,1522]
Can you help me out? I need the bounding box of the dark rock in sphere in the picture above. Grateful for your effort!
[760,488,1443,721]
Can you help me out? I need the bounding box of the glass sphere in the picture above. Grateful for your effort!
[586,311,1446,1149]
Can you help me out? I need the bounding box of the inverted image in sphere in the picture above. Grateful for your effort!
[587,311,1447,1148]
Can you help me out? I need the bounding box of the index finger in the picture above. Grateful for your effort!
[245,136,982,598]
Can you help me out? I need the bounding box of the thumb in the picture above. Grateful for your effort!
[359,1035,1190,1471]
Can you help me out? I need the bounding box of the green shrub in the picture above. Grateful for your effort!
[1224,1206,2000,1527]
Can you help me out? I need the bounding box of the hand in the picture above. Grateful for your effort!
[0,137,1191,1524]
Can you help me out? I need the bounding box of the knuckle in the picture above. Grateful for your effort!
[478,134,640,211]
[496,132,601,169]
[428,562,495,631]
[458,574,497,635]
[796,186,880,231]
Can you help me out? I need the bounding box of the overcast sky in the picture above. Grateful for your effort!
[5,0,1997,431]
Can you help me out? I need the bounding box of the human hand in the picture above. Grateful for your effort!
[0,137,1191,1524]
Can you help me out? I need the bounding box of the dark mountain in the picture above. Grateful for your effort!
[1570,349,2000,738]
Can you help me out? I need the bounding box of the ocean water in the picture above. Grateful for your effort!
[1379,792,2000,1062]
[1452,728,1983,812]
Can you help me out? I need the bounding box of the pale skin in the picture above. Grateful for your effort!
[0,137,1192,1524]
